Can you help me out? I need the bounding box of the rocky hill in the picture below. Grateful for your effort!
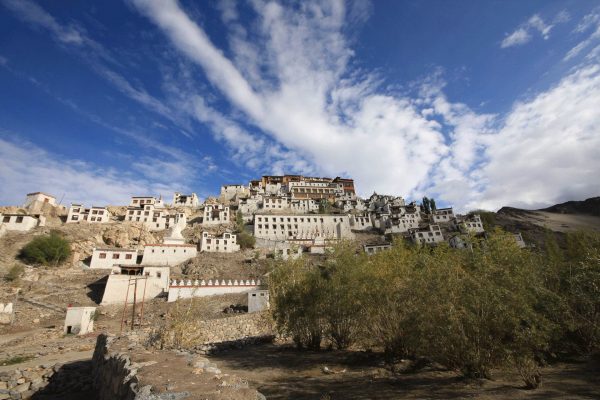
[539,196,600,216]
[487,196,600,250]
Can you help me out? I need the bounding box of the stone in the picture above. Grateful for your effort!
[0,394,8,400]
[0,383,6,390]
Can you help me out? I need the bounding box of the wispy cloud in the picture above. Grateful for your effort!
[564,9,600,61]
[131,0,600,211]
[501,12,564,48]
[1,0,84,45]
[0,136,188,206]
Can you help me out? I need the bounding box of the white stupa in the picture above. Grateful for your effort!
[163,222,185,245]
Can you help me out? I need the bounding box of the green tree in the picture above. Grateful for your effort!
[430,198,437,212]
[20,232,71,267]
[422,197,431,214]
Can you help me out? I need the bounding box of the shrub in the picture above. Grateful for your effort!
[4,264,24,282]
[20,232,71,267]
[237,231,256,249]
[270,230,564,386]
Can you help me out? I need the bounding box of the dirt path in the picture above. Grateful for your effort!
[0,350,93,373]
[211,343,600,399]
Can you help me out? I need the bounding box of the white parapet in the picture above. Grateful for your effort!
[167,278,262,302]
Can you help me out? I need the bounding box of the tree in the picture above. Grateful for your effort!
[20,232,71,267]
[429,198,437,212]
[318,199,331,214]
[422,197,431,214]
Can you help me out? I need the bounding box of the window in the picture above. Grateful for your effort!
[16,216,23,223]
[157,272,161,278]
[125,254,132,260]
[71,215,78,220]
[113,254,120,259]
[99,253,107,259]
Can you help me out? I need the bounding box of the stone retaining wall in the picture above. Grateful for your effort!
[0,362,84,400]
[156,311,275,350]
[92,334,140,400]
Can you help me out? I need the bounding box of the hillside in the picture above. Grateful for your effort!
[488,197,600,249]
[540,196,600,216]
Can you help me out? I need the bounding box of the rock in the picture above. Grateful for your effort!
[12,382,30,393]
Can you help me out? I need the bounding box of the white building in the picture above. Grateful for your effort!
[101,265,170,305]
[202,204,230,225]
[432,207,454,223]
[456,214,485,234]
[350,215,373,231]
[129,196,164,208]
[141,243,197,265]
[125,205,182,231]
[172,192,199,207]
[200,232,240,253]
[23,192,57,212]
[410,224,444,245]
[64,306,96,335]
[89,248,138,269]
[0,214,45,232]
[220,185,249,201]
[290,198,319,213]
[167,278,261,302]
[67,204,111,223]
[364,242,392,255]
[254,214,354,241]
[272,242,303,260]
[263,196,290,210]
[238,196,263,221]
[248,289,270,313]
[288,180,343,200]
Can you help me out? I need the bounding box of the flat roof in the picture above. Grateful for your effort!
[145,244,196,247]
[94,248,137,252]
[26,192,56,198]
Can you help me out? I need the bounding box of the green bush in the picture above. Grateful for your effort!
[4,264,24,282]
[20,232,71,267]
[270,230,589,385]
[237,231,256,249]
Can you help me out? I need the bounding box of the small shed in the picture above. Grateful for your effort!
[248,289,270,313]
[64,306,96,335]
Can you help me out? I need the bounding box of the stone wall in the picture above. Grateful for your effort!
[92,334,140,400]
[0,362,86,400]
[155,311,275,351]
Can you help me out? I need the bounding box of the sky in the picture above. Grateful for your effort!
[1,0,600,211]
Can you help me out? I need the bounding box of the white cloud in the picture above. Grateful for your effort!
[565,10,600,61]
[501,28,531,48]
[0,137,188,206]
[132,0,600,211]
[1,0,84,45]
[465,65,600,210]
[216,0,239,24]
[501,12,565,48]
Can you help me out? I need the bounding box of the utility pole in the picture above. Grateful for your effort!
[131,278,138,330]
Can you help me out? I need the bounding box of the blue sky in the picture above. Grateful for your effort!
[1,0,599,211]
